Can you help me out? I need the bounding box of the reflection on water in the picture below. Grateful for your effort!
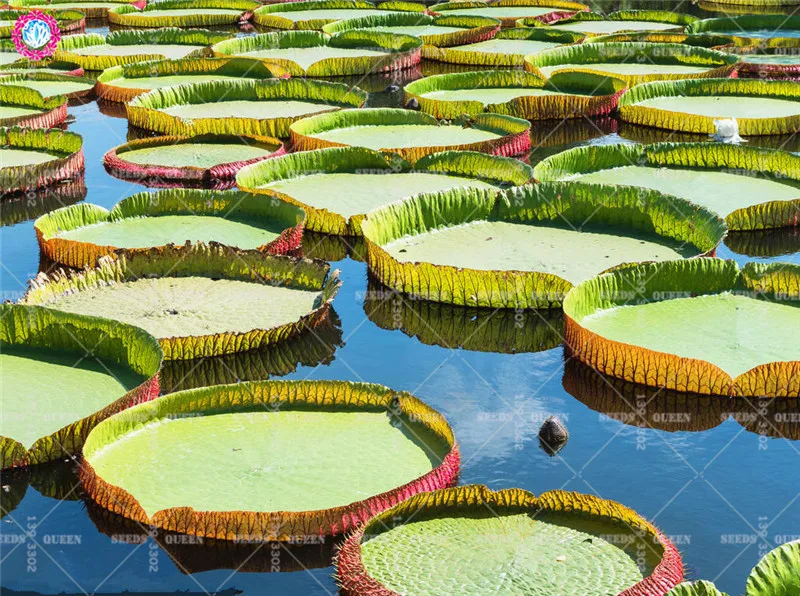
[563,359,729,433]
[1,9,799,592]
[301,231,367,262]
[85,501,338,575]
[563,359,800,441]
[1,178,88,227]
[726,227,800,258]
[1,459,81,520]
[363,277,564,354]
[159,312,344,393]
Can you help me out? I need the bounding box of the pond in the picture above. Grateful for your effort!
[1,1,800,595]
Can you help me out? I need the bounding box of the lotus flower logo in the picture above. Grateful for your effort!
[22,19,52,49]
[12,11,61,60]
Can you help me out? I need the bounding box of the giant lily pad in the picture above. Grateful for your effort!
[534,142,800,231]
[721,46,800,79]
[103,134,286,188]
[9,0,137,19]
[564,259,800,397]
[289,108,531,162]
[55,29,231,71]
[364,278,564,353]
[0,39,20,67]
[404,70,626,119]
[0,84,66,128]
[563,359,728,433]
[336,485,683,595]
[128,78,367,138]
[0,55,86,77]
[0,304,162,469]
[529,10,697,36]
[429,0,589,28]
[96,58,288,104]
[0,8,85,36]
[80,379,458,539]
[361,182,726,309]
[618,78,800,135]
[422,26,583,66]
[108,0,258,28]
[667,540,800,595]
[22,244,341,360]
[1,126,83,194]
[0,72,95,100]
[525,42,739,86]
[687,15,800,47]
[211,30,422,77]
[237,147,531,235]
[253,0,409,30]
[35,188,305,268]
[322,12,501,47]
[159,314,342,393]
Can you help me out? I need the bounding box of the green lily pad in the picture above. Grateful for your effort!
[540,62,710,77]
[361,182,725,308]
[631,95,800,118]
[534,143,800,230]
[552,19,684,34]
[0,304,162,469]
[253,0,408,30]
[617,78,800,135]
[437,6,567,18]
[36,189,303,266]
[336,485,682,596]
[237,147,529,235]
[92,409,439,516]
[22,244,340,360]
[211,30,422,77]
[108,0,258,27]
[271,172,496,216]
[0,73,95,99]
[563,259,800,396]
[80,379,457,539]
[582,292,800,378]
[385,219,695,283]
[1,147,58,166]
[55,30,232,70]
[291,108,531,163]
[70,43,204,59]
[2,345,146,450]
[128,78,367,138]
[119,141,274,170]
[525,42,739,86]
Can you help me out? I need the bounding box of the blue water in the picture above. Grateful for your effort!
[3,3,800,593]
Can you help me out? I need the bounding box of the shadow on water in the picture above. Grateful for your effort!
[159,311,345,393]
[1,459,81,521]
[301,231,367,263]
[84,501,339,576]
[363,277,564,354]
[1,178,88,228]
[726,227,800,259]
[562,359,800,441]
[562,359,729,433]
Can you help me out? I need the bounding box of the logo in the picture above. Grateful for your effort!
[12,11,61,60]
